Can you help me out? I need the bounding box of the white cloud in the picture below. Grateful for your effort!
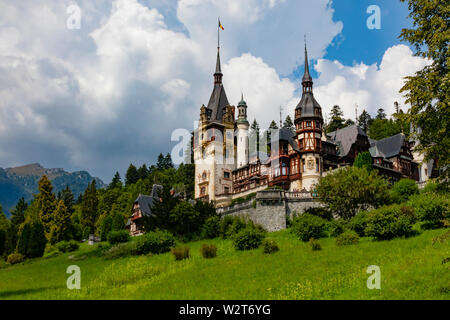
[314,45,431,120]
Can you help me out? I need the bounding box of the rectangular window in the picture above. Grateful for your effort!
[224,172,230,179]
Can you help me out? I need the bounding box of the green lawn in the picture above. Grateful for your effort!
[0,229,449,300]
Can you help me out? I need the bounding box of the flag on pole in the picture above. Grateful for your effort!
[219,19,224,30]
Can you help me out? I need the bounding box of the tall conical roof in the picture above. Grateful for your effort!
[302,44,312,84]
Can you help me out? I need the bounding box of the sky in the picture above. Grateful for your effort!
[0,0,431,183]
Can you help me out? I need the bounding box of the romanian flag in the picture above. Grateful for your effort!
[219,20,224,30]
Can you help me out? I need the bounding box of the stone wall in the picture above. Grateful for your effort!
[217,190,323,232]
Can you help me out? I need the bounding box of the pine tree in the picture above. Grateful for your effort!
[327,105,346,132]
[142,183,180,232]
[358,110,372,133]
[283,115,295,132]
[58,185,74,215]
[156,153,165,170]
[49,200,72,244]
[164,153,174,169]
[36,175,57,239]
[81,180,99,235]
[376,108,387,120]
[137,164,149,180]
[4,197,27,255]
[109,172,122,189]
[125,164,139,186]
[17,220,46,258]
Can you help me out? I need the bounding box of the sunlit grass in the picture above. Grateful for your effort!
[0,229,448,300]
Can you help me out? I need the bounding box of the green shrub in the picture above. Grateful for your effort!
[134,230,175,255]
[304,207,333,221]
[309,238,322,251]
[349,211,369,237]
[171,247,190,261]
[336,231,360,246]
[226,217,247,238]
[421,180,449,195]
[107,230,131,245]
[43,244,60,259]
[233,228,265,251]
[390,179,419,203]
[201,244,217,259]
[201,216,221,239]
[219,216,235,239]
[262,239,279,254]
[291,214,328,242]
[365,204,416,240]
[7,253,25,265]
[408,193,449,229]
[328,219,349,237]
[104,243,133,260]
[56,240,80,253]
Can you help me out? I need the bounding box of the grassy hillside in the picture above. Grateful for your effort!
[0,229,448,300]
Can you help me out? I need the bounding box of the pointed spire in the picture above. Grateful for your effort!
[214,47,223,85]
[302,37,313,94]
[302,39,312,83]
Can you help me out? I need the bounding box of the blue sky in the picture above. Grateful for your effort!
[0,0,429,183]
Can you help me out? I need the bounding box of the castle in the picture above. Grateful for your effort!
[194,43,436,209]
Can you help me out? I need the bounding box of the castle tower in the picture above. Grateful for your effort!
[194,45,235,206]
[294,43,324,191]
[236,94,249,169]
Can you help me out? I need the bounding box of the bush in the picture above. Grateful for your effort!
[304,207,333,221]
[309,238,322,251]
[291,214,328,242]
[7,253,25,265]
[171,247,190,261]
[365,204,416,240]
[201,244,217,258]
[336,231,360,246]
[134,230,175,255]
[107,230,131,245]
[390,179,419,203]
[262,239,279,254]
[201,216,221,239]
[328,219,349,237]
[233,228,265,251]
[43,244,60,259]
[226,217,247,238]
[408,193,449,229]
[56,240,80,253]
[104,243,133,260]
[219,216,235,239]
[349,211,369,237]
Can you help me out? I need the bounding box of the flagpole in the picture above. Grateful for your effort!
[218,17,220,49]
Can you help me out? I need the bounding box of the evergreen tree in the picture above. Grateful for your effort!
[109,172,122,189]
[142,183,180,232]
[125,164,139,186]
[36,175,57,239]
[17,221,47,258]
[368,119,402,140]
[327,105,346,132]
[156,153,166,171]
[344,119,355,127]
[81,180,99,235]
[283,115,295,132]
[376,108,387,120]
[400,0,449,180]
[0,205,7,257]
[358,110,372,133]
[164,153,174,169]
[4,198,27,255]
[58,185,75,215]
[354,151,373,172]
[49,200,72,244]
[137,164,149,180]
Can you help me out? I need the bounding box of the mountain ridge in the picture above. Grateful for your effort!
[0,163,105,217]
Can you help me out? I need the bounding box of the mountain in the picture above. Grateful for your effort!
[0,163,105,217]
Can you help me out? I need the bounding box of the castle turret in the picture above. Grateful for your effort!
[294,43,324,191]
[236,94,249,168]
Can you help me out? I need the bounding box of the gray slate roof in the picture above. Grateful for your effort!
[369,133,406,159]
[327,125,367,157]
[134,184,163,217]
[207,84,229,121]
[295,93,322,119]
